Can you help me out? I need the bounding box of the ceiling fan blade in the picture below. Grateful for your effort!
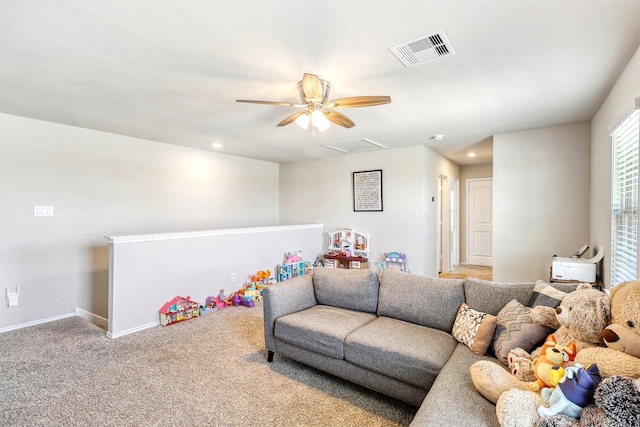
[326,96,391,109]
[236,99,305,107]
[324,110,355,128]
[301,73,323,102]
[277,111,306,127]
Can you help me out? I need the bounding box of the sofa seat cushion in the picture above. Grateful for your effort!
[410,344,499,427]
[344,316,458,388]
[274,305,376,359]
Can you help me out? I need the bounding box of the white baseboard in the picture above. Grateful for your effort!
[106,321,159,339]
[0,308,109,334]
[0,312,76,334]
[75,307,108,330]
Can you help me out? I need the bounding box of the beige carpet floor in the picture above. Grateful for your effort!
[0,302,415,426]
[439,264,493,281]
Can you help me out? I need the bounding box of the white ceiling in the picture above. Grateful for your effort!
[2,1,640,165]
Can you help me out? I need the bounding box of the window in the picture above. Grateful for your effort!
[611,108,640,286]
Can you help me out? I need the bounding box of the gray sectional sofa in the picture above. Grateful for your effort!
[262,267,574,426]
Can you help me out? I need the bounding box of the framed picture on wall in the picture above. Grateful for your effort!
[353,170,383,212]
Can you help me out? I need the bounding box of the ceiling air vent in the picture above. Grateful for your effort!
[389,29,455,68]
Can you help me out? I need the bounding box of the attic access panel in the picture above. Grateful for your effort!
[322,138,387,154]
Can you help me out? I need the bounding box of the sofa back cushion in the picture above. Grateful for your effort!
[312,268,380,313]
[463,278,534,315]
[378,268,464,332]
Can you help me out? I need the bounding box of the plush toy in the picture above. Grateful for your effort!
[529,335,577,391]
[285,251,303,263]
[537,375,640,427]
[495,283,640,427]
[508,286,610,382]
[537,363,601,419]
[471,287,610,405]
[506,306,565,382]
[574,280,640,379]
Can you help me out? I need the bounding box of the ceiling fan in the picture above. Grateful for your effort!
[236,73,391,131]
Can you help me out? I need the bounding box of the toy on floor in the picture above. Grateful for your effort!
[159,296,200,326]
[199,295,218,315]
[214,289,228,309]
[384,252,408,272]
[277,259,312,282]
[285,250,303,263]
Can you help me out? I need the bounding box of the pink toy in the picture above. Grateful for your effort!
[285,251,303,263]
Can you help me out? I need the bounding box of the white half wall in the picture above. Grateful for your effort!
[279,146,459,277]
[106,224,323,338]
[493,122,591,282]
[0,114,280,330]
[590,46,640,287]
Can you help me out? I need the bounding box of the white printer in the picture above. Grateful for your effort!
[551,245,604,283]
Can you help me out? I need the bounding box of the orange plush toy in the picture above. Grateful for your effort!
[529,335,577,392]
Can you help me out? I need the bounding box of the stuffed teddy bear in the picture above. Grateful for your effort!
[470,286,610,404]
[508,285,610,382]
[536,374,640,427]
[495,282,640,427]
[574,280,640,379]
[537,363,601,420]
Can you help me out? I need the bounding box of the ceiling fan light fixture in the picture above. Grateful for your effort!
[295,112,311,130]
[311,109,330,131]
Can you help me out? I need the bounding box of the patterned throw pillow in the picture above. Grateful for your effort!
[452,303,497,355]
[492,299,554,365]
[527,280,567,308]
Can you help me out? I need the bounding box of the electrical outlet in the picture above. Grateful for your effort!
[231,273,236,282]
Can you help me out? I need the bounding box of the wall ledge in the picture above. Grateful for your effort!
[105,223,323,244]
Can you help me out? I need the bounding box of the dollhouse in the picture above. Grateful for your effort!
[159,296,200,326]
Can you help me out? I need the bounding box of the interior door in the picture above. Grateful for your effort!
[467,178,493,266]
[450,178,459,267]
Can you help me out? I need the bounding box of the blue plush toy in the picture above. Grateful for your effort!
[537,363,602,419]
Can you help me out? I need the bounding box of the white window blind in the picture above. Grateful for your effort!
[611,108,640,286]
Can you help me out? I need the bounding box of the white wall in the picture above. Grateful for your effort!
[279,145,459,277]
[0,114,280,330]
[590,46,640,288]
[493,123,591,282]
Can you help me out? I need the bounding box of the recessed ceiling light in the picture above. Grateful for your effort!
[212,142,223,150]
[430,134,444,141]
[467,152,476,157]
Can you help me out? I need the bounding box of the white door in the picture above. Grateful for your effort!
[467,178,493,266]
[450,179,459,267]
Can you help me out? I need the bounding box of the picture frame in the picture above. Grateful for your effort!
[353,169,383,212]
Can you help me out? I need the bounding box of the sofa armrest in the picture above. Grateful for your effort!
[262,274,317,355]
